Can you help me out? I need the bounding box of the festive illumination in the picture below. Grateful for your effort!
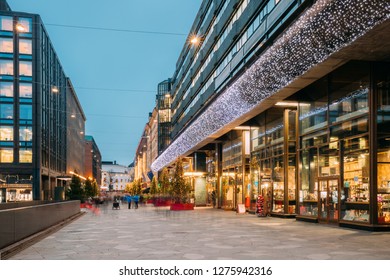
[299,88,368,121]
[151,0,390,172]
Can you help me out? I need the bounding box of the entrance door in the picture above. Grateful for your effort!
[319,179,339,222]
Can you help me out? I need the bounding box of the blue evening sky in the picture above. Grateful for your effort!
[8,0,202,166]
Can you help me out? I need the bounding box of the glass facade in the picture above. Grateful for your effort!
[376,63,390,224]
[251,107,297,216]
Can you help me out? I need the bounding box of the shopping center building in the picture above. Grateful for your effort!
[150,0,390,230]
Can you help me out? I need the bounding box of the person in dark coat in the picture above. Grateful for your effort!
[127,195,132,209]
[133,195,139,209]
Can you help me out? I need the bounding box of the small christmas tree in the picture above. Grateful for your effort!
[170,157,191,203]
[150,176,158,196]
[66,173,85,202]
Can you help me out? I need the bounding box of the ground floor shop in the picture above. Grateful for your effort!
[189,60,390,230]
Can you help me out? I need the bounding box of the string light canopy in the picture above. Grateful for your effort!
[151,0,390,172]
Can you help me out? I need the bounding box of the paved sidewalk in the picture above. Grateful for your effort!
[9,203,390,260]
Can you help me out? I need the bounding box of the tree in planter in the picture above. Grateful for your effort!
[150,177,158,195]
[92,180,99,197]
[84,178,97,199]
[132,179,142,195]
[159,167,170,196]
[170,157,191,204]
[66,174,85,202]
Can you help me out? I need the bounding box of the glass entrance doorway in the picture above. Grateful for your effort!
[319,179,339,222]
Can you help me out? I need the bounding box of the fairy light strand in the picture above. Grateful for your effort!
[151,0,390,172]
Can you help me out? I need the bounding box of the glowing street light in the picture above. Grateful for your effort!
[51,86,59,93]
[190,36,199,45]
[15,23,26,32]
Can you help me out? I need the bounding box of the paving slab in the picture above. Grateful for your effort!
[8,203,390,260]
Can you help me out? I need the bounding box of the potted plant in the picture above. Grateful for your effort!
[169,157,194,211]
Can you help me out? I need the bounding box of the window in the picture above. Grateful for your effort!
[19,148,32,163]
[19,39,32,55]
[0,37,13,53]
[0,82,13,97]
[19,83,32,98]
[19,104,32,120]
[19,126,32,141]
[17,18,32,33]
[0,126,13,141]
[19,61,32,76]
[0,103,13,119]
[0,147,13,163]
[0,59,13,75]
[0,16,13,31]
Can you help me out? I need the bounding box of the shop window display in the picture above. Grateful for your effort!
[341,136,369,223]
[299,147,318,216]
[377,65,390,224]
[272,157,284,212]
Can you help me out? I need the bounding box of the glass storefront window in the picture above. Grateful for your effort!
[330,117,368,139]
[19,126,32,141]
[259,159,272,214]
[0,37,13,53]
[319,143,340,177]
[288,155,296,214]
[377,63,390,224]
[19,61,32,76]
[329,61,369,125]
[0,126,13,141]
[329,87,368,124]
[0,103,13,120]
[0,16,13,31]
[299,148,318,216]
[299,79,328,135]
[0,82,13,98]
[272,156,284,213]
[0,60,13,75]
[221,171,234,209]
[341,136,369,223]
[251,115,266,150]
[19,148,32,163]
[0,147,13,162]
[19,83,32,98]
[266,118,283,145]
[301,130,327,149]
[19,39,32,55]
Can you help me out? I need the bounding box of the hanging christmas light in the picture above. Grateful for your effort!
[151,0,390,172]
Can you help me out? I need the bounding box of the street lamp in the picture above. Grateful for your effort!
[15,23,26,32]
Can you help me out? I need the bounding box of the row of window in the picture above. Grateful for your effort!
[176,0,281,121]
[0,59,32,76]
[173,0,250,117]
[0,126,32,141]
[0,16,32,33]
[0,147,32,163]
[0,81,32,98]
[0,37,32,54]
[0,104,32,120]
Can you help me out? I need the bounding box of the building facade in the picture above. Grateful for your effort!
[151,0,390,230]
[84,135,102,186]
[0,1,87,202]
[66,79,86,179]
[157,79,172,155]
[101,161,131,192]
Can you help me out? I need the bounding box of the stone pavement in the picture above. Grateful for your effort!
[9,202,390,260]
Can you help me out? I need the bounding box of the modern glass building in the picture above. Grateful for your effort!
[151,0,390,230]
[0,1,86,202]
